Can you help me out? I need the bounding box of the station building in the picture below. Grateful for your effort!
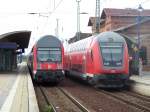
[0,31,31,71]
[88,8,150,66]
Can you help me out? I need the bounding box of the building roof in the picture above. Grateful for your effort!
[88,17,95,26]
[101,8,150,19]
[68,32,92,44]
[0,30,31,49]
[88,8,150,26]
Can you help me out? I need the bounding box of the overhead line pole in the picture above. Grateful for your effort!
[56,18,59,37]
[76,0,81,40]
[95,0,100,33]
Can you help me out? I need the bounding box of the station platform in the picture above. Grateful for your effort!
[0,62,39,112]
[129,71,150,96]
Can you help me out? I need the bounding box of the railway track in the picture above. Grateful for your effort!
[35,78,145,112]
[39,86,90,112]
[98,89,150,112]
[58,87,90,112]
[123,91,150,102]
[39,86,57,112]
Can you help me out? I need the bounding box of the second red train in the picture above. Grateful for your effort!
[64,31,129,87]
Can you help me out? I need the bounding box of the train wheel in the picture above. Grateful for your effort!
[65,70,70,77]
[87,76,96,85]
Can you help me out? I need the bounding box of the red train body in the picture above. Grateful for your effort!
[28,35,64,83]
[64,32,129,87]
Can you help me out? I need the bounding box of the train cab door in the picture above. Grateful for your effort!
[82,55,86,73]
[69,55,72,71]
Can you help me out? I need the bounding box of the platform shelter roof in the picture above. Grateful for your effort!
[0,30,31,49]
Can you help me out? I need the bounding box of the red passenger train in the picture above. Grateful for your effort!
[64,32,129,87]
[28,35,64,83]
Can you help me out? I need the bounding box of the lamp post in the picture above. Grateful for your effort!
[137,4,143,75]
[76,0,81,40]
[137,4,143,50]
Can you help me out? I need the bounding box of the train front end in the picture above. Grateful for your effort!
[93,32,129,88]
[33,35,64,83]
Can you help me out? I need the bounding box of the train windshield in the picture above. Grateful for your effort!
[100,42,123,67]
[37,48,61,62]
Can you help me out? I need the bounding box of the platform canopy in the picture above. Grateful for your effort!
[0,30,31,49]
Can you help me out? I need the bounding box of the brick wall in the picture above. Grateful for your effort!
[100,16,137,32]
[117,20,150,65]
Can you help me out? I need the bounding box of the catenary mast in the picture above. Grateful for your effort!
[95,0,100,33]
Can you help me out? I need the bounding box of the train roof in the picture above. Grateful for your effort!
[36,35,62,48]
[67,35,94,51]
[68,31,125,47]
[66,32,126,52]
[96,31,126,43]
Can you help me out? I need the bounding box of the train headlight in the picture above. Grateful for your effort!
[48,65,51,69]
[62,70,65,74]
[57,65,62,69]
[33,70,37,74]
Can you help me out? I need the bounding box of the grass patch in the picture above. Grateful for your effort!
[43,105,54,112]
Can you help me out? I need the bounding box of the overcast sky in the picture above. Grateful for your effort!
[0,0,149,52]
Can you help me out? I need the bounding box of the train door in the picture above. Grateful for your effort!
[82,55,86,73]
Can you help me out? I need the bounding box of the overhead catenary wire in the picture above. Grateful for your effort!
[140,0,150,5]
[40,0,64,35]
[51,0,64,15]
[132,0,150,9]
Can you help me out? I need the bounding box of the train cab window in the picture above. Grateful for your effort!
[77,45,78,51]
[100,42,124,67]
[83,43,85,50]
[69,47,71,53]
[79,45,81,51]
[83,41,86,50]
[72,45,75,52]
[37,48,61,62]
[75,46,77,51]
[80,44,82,51]
[79,43,81,51]
[71,47,72,52]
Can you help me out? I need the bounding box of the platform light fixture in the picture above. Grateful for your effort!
[137,4,143,75]
[137,4,143,49]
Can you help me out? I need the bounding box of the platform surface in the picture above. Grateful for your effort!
[130,71,150,85]
[129,71,150,96]
[0,62,39,112]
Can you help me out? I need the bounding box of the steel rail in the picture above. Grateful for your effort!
[58,87,90,112]
[39,86,57,112]
[99,90,150,112]
[123,91,150,102]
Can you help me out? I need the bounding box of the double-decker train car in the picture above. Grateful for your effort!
[28,35,64,83]
[64,31,129,87]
